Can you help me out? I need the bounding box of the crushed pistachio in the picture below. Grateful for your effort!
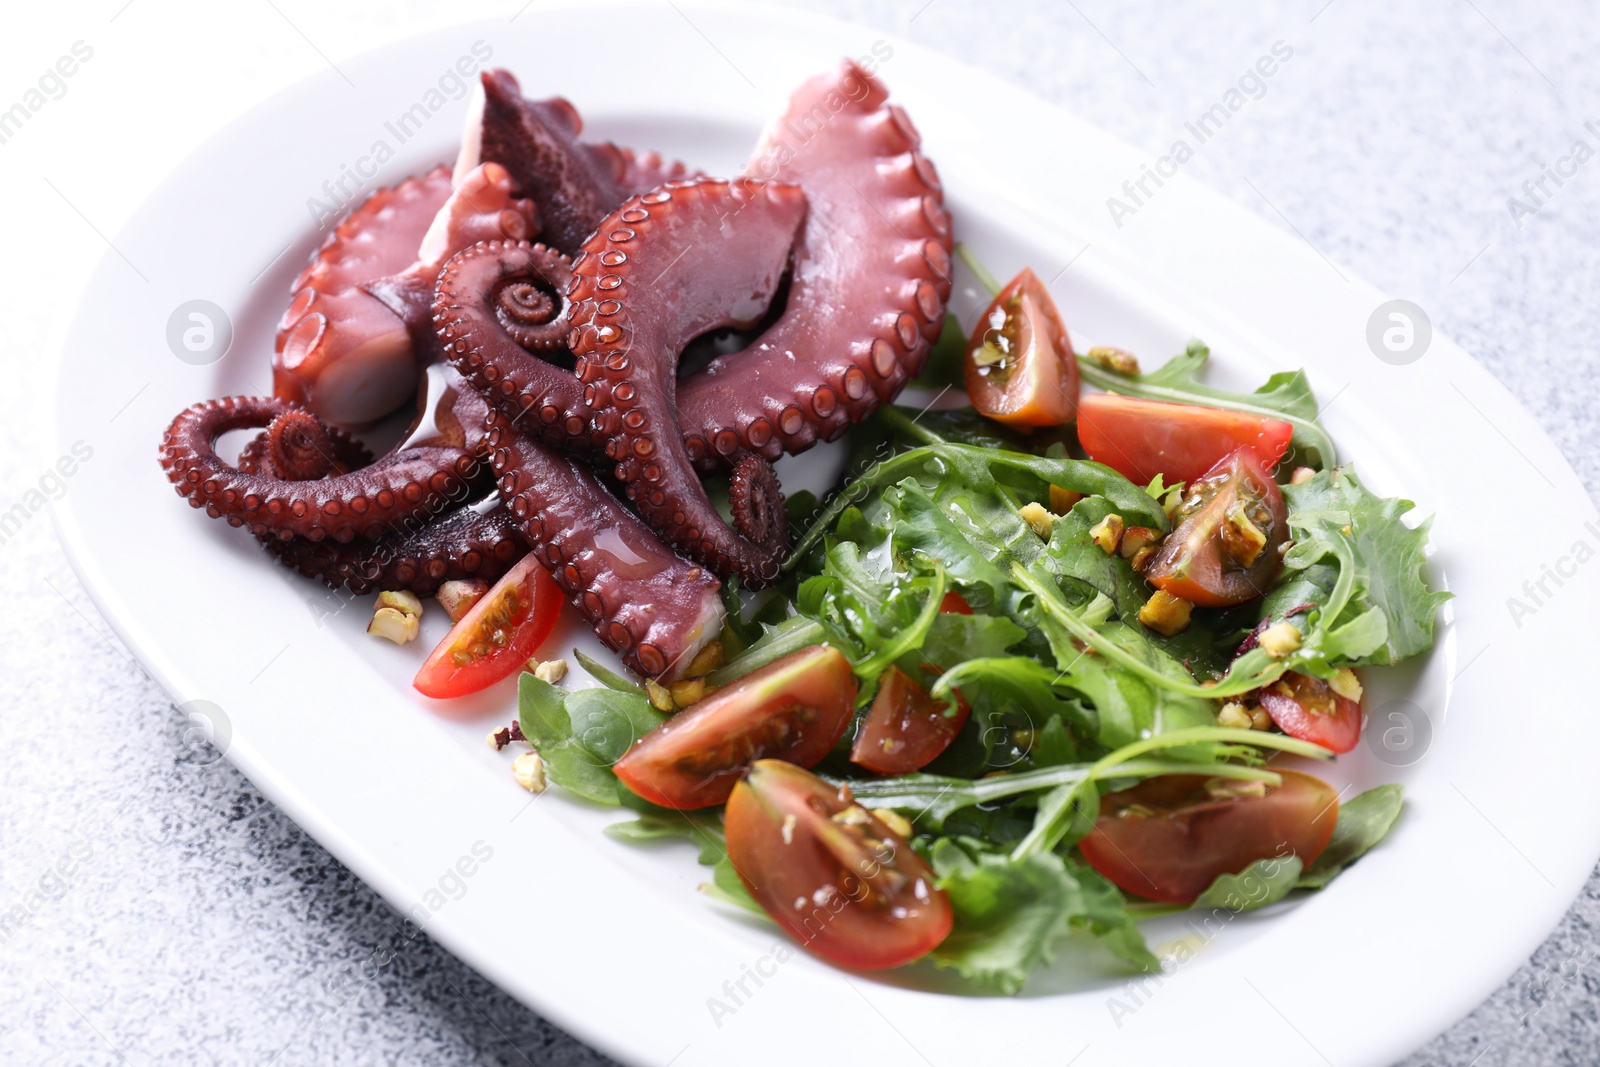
[1221,500,1268,567]
[1139,590,1194,636]
[1019,501,1056,539]
[367,606,419,644]
[1119,526,1159,559]
[1217,702,1254,730]
[685,641,726,678]
[1090,513,1125,555]
[436,579,489,623]
[645,679,675,713]
[531,658,568,685]
[512,751,547,794]
[1250,707,1274,732]
[1328,668,1364,703]
[1084,345,1141,375]
[1290,466,1316,485]
[871,808,914,838]
[1257,621,1303,658]
[669,677,709,707]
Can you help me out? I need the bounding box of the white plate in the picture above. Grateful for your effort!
[48,4,1600,1065]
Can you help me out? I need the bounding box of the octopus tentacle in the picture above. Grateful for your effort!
[265,410,337,481]
[274,167,455,426]
[262,495,527,596]
[485,411,723,680]
[159,396,484,543]
[675,60,954,468]
[566,177,809,587]
[432,240,589,451]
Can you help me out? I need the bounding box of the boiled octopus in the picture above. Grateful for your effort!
[158,60,953,680]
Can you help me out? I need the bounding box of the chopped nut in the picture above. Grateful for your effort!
[1341,524,1354,536]
[1221,501,1268,567]
[1130,545,1156,572]
[1250,707,1274,732]
[512,751,547,794]
[377,589,423,617]
[645,679,675,713]
[669,677,709,707]
[367,606,419,644]
[1019,501,1055,539]
[532,658,568,685]
[1084,345,1141,375]
[871,808,915,838]
[1049,485,1083,514]
[1290,466,1316,485]
[1138,590,1194,636]
[1090,513,1125,555]
[1328,668,1364,703]
[1217,702,1254,730]
[1119,526,1159,559]
[436,579,489,622]
[1206,776,1267,799]
[685,641,726,678]
[1257,621,1303,658]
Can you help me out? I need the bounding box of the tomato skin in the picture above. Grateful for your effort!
[613,646,857,810]
[938,591,973,615]
[1078,771,1340,904]
[1145,449,1289,608]
[850,666,970,774]
[1077,393,1293,488]
[413,553,560,699]
[1257,672,1363,754]
[725,760,952,970]
[964,268,1079,428]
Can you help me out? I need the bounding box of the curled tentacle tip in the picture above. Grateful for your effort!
[267,409,336,481]
[729,452,788,557]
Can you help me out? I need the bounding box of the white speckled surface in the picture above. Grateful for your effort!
[3,1,1597,1064]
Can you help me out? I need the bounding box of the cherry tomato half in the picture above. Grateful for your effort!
[613,645,856,809]
[1078,770,1340,904]
[1077,393,1293,489]
[1144,449,1289,608]
[850,666,970,775]
[938,590,973,615]
[725,759,952,970]
[1257,672,1363,754]
[413,553,560,699]
[964,268,1079,428]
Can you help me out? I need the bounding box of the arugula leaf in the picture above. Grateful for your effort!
[1268,469,1450,668]
[573,648,640,693]
[708,614,825,685]
[1077,339,1337,469]
[1192,854,1304,913]
[604,807,727,866]
[1298,784,1404,889]
[1043,495,1152,621]
[517,676,665,805]
[929,838,1157,993]
[705,854,764,914]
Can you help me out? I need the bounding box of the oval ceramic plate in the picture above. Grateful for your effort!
[48,4,1600,1065]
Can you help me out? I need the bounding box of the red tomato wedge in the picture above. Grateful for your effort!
[1077,393,1293,488]
[1144,449,1289,608]
[613,645,856,809]
[413,553,560,699]
[1257,671,1363,754]
[725,760,952,970]
[939,590,974,615]
[964,268,1079,428]
[1078,771,1340,904]
[850,666,970,774]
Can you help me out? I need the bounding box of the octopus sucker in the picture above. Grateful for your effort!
[158,61,951,679]
[674,59,954,467]
[567,177,808,587]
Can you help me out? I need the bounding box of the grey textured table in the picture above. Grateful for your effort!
[3,1,1597,1064]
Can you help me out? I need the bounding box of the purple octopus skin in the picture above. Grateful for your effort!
[159,396,487,544]
[485,410,723,681]
[428,240,591,453]
[474,69,698,257]
[566,178,807,587]
[675,59,954,469]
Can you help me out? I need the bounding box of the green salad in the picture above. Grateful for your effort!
[508,259,1446,992]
